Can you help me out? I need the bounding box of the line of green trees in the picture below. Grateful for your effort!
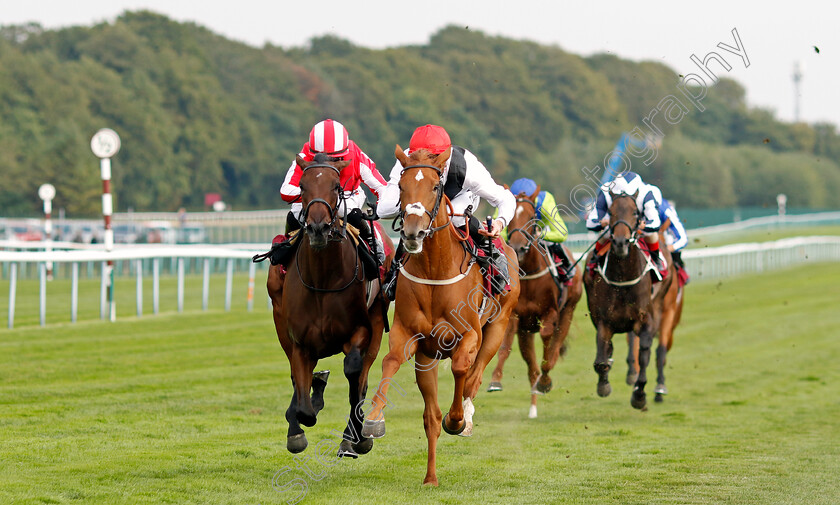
[1,12,838,216]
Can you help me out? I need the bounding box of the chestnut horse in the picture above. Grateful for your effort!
[625,223,684,402]
[488,185,583,418]
[267,154,392,458]
[361,146,519,486]
[583,191,673,410]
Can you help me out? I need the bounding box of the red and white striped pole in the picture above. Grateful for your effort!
[38,184,56,281]
[91,129,121,322]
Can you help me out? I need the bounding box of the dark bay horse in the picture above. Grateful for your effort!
[626,227,683,402]
[583,191,673,410]
[488,185,583,418]
[361,146,519,486]
[267,154,392,458]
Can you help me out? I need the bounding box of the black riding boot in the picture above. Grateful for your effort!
[548,243,574,282]
[382,242,403,301]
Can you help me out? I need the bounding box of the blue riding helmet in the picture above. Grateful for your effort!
[510,178,538,196]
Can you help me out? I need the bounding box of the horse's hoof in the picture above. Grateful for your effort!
[528,405,538,419]
[442,413,466,435]
[626,372,638,386]
[361,419,385,439]
[337,439,358,459]
[597,381,612,397]
[535,375,553,394]
[631,389,647,410]
[352,437,374,455]
[459,421,474,437]
[487,381,503,392]
[422,476,439,487]
[654,384,668,395]
[654,393,664,403]
[312,370,330,384]
[287,433,308,453]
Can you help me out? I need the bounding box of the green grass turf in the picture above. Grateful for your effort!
[1,263,838,504]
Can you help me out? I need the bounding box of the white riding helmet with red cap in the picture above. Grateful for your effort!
[308,119,350,157]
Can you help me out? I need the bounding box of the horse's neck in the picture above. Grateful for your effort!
[299,236,355,280]
[606,243,645,281]
[522,242,548,272]
[410,219,461,277]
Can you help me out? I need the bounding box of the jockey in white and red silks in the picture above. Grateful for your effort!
[279,119,388,261]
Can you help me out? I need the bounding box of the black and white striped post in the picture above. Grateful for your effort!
[91,128,121,322]
[38,183,56,281]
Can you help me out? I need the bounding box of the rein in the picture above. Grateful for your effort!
[597,242,654,287]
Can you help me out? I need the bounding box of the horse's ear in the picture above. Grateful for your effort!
[295,155,307,169]
[334,160,350,170]
[395,144,409,167]
[531,185,541,200]
[503,183,510,190]
[436,146,452,169]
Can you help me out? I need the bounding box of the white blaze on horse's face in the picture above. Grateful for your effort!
[515,205,525,219]
[405,202,426,217]
[415,171,424,182]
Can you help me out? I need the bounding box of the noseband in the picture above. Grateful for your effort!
[394,164,451,239]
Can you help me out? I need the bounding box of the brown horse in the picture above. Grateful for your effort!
[583,192,673,410]
[361,146,519,486]
[267,154,393,458]
[626,226,684,402]
[488,185,583,418]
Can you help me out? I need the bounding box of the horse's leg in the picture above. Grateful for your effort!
[488,315,517,392]
[443,330,478,436]
[285,377,308,453]
[461,311,512,436]
[632,317,655,410]
[594,322,615,397]
[339,327,374,457]
[655,304,677,402]
[290,345,318,427]
[626,331,639,385]
[517,330,540,419]
[352,306,385,453]
[362,321,415,439]
[415,353,442,486]
[538,272,582,394]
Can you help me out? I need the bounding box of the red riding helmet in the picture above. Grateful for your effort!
[308,119,350,157]
[408,124,451,154]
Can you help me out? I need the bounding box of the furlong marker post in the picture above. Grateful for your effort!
[91,128,121,322]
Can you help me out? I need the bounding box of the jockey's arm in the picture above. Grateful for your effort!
[538,192,568,243]
[375,159,404,219]
[355,145,388,205]
[462,150,515,234]
[280,150,306,203]
[664,206,688,251]
[585,192,609,231]
[640,191,662,232]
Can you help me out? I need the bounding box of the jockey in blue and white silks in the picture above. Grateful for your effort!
[585,172,667,274]
[646,185,687,253]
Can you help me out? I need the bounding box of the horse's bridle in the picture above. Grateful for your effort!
[393,164,451,239]
[295,162,362,292]
[299,163,349,242]
[608,193,642,244]
[507,198,540,255]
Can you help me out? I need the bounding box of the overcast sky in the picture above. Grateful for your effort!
[3,1,837,127]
